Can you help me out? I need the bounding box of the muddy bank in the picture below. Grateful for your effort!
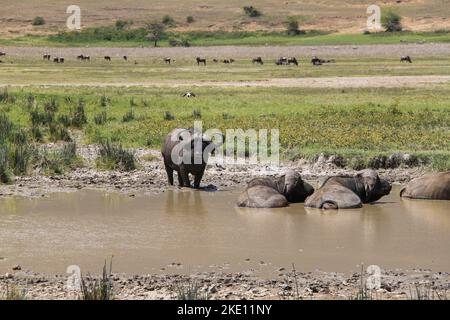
[1,268,449,300]
[0,145,431,198]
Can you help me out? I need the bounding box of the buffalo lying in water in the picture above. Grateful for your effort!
[237,170,314,208]
[305,170,391,209]
[401,171,450,200]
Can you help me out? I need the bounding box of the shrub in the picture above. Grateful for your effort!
[12,144,31,175]
[174,279,209,300]
[94,111,108,125]
[31,126,43,142]
[71,99,88,128]
[122,109,135,122]
[162,15,176,27]
[100,94,110,107]
[26,94,36,109]
[0,113,13,142]
[243,6,261,18]
[192,110,201,119]
[115,19,133,30]
[163,111,175,121]
[80,260,114,300]
[59,142,79,166]
[0,89,16,104]
[58,114,71,127]
[169,38,191,47]
[98,140,136,171]
[49,124,72,142]
[32,16,46,26]
[1,284,27,300]
[186,16,195,23]
[286,16,302,35]
[0,146,13,184]
[382,10,402,32]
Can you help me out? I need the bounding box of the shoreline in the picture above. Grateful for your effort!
[0,145,432,198]
[1,268,449,300]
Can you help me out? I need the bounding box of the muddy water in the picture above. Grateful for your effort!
[0,186,449,276]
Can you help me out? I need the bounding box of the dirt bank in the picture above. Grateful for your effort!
[1,268,449,300]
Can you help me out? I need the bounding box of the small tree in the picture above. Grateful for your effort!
[382,10,402,32]
[32,16,46,26]
[243,6,261,18]
[146,21,165,47]
[286,16,301,35]
[186,16,194,23]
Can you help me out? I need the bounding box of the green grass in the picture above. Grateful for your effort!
[0,86,449,171]
[1,30,450,47]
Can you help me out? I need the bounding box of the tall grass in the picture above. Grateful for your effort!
[97,140,136,171]
[173,279,209,300]
[1,284,27,300]
[80,259,114,300]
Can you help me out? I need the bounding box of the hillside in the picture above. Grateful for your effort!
[1,0,450,39]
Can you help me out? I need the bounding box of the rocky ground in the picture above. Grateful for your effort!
[1,267,449,300]
[0,144,430,198]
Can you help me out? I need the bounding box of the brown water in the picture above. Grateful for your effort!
[0,186,449,276]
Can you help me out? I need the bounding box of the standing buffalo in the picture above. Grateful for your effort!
[0,52,6,57]
[400,56,412,63]
[43,54,51,60]
[164,57,172,64]
[401,171,449,200]
[123,55,128,61]
[196,57,206,65]
[104,56,111,61]
[161,128,221,189]
[305,170,392,209]
[252,57,263,65]
[237,171,314,208]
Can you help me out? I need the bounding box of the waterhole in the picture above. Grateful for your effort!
[0,186,449,276]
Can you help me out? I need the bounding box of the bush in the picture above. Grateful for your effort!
[163,111,175,121]
[286,17,302,35]
[32,16,46,26]
[71,98,88,128]
[80,260,114,300]
[98,140,136,171]
[382,10,402,32]
[0,146,13,184]
[0,89,16,104]
[186,16,194,23]
[0,113,13,143]
[115,19,133,30]
[12,144,31,175]
[168,38,191,47]
[100,94,110,107]
[122,109,135,122]
[162,15,176,27]
[243,6,261,18]
[94,111,108,125]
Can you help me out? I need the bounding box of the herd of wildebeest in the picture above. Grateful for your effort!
[162,128,449,209]
[0,50,414,65]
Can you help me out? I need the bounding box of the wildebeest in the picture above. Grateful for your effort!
[401,171,449,200]
[213,59,218,63]
[305,170,392,209]
[0,52,6,57]
[104,56,111,61]
[222,59,234,64]
[196,57,206,65]
[252,57,263,65]
[77,54,90,61]
[43,54,51,60]
[161,128,222,188]
[164,57,172,64]
[287,57,298,66]
[59,58,65,63]
[53,57,60,63]
[182,92,196,98]
[400,55,412,63]
[237,170,314,208]
[123,55,128,61]
[311,56,335,65]
[275,57,288,65]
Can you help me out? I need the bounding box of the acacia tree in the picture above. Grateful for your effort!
[146,21,165,47]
